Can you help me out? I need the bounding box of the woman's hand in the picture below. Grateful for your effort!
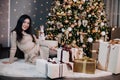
[2,61,13,64]
[2,57,18,64]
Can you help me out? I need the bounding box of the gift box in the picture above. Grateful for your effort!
[40,46,49,60]
[47,62,69,79]
[39,40,58,59]
[73,57,96,74]
[39,40,58,48]
[97,42,110,70]
[97,41,120,74]
[57,48,72,63]
[91,42,99,60]
[36,58,73,79]
[107,44,120,74]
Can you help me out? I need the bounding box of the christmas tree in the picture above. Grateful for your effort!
[45,0,109,57]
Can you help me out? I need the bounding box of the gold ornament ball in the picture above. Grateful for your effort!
[64,0,68,2]
[64,20,69,23]
[63,4,66,8]
[56,12,60,15]
[69,33,72,37]
[68,1,73,5]
[82,44,86,48]
[75,16,79,20]
[74,22,78,26]
[73,40,76,44]
[92,30,96,33]
[71,24,75,28]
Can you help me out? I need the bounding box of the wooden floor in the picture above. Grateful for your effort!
[0,47,120,80]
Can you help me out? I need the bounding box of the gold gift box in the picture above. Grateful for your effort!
[73,57,96,74]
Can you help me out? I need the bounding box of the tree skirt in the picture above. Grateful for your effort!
[0,58,112,78]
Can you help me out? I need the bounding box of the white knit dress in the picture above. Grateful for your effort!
[9,31,40,63]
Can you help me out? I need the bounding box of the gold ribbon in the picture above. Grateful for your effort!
[83,59,87,73]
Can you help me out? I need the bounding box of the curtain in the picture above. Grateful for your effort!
[104,0,120,28]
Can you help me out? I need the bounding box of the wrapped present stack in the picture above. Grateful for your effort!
[37,40,99,79]
[97,39,120,74]
[57,44,84,63]
[36,58,73,79]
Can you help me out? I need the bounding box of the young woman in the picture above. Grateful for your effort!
[7,14,41,64]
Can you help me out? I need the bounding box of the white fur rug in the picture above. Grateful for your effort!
[0,58,112,78]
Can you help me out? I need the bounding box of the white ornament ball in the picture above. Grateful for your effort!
[67,27,72,31]
[101,31,106,36]
[73,0,77,2]
[100,22,104,27]
[48,13,51,16]
[88,37,93,42]
[101,12,104,15]
[62,28,65,32]
[88,14,91,17]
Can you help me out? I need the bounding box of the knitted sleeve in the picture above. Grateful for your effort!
[33,34,39,45]
[9,31,17,63]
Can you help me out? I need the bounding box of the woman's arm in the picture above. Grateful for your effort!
[33,34,39,45]
[9,31,17,63]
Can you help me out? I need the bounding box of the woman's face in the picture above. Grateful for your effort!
[22,18,30,31]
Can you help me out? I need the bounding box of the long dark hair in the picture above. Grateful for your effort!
[12,14,34,42]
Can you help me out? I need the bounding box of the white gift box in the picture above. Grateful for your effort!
[36,59,73,79]
[40,46,49,60]
[39,40,58,58]
[57,48,70,63]
[36,59,48,75]
[47,63,69,79]
[39,40,58,48]
[98,42,120,74]
[97,42,110,70]
[107,44,120,74]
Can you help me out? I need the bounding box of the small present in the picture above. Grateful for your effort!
[47,62,69,79]
[91,49,98,60]
[73,57,96,74]
[57,47,73,63]
[57,48,69,63]
[91,42,99,60]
